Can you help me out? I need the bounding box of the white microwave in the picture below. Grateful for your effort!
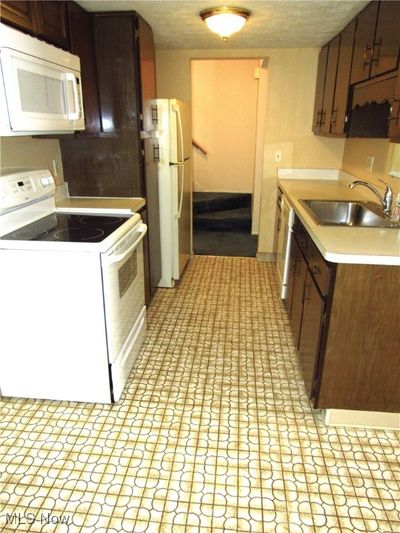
[0,23,85,136]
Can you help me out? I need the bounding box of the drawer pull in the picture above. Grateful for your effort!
[311,263,321,275]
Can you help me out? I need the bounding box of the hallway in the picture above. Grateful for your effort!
[0,256,399,532]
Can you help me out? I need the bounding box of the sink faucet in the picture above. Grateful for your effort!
[349,179,393,216]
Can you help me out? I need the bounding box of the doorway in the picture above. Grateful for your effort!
[191,58,264,257]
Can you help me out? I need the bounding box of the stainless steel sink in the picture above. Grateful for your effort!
[299,200,399,228]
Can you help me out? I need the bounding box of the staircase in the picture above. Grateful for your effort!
[193,192,252,232]
[193,192,258,257]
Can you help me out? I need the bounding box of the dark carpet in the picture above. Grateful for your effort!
[193,192,258,257]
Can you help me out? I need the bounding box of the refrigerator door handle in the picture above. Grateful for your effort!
[174,105,185,219]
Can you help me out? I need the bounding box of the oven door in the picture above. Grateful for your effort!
[101,221,147,365]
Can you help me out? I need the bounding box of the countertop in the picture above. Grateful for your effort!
[278,179,400,265]
[56,196,146,215]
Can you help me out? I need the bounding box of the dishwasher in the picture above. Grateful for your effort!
[276,188,295,299]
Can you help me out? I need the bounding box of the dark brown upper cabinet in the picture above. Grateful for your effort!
[66,2,101,134]
[350,1,379,84]
[0,1,37,33]
[389,66,400,142]
[35,1,69,49]
[330,20,356,136]
[1,0,70,49]
[321,35,340,135]
[351,1,400,84]
[312,26,354,137]
[312,45,329,134]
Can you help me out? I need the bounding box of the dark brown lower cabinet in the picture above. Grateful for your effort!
[287,237,307,349]
[298,271,325,398]
[286,215,400,413]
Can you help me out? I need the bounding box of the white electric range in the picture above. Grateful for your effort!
[0,169,147,403]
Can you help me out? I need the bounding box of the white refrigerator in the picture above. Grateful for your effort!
[152,99,192,288]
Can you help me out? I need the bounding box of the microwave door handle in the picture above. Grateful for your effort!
[102,224,147,266]
[65,73,80,120]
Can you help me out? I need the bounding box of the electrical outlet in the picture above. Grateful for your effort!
[366,155,375,172]
[274,150,282,162]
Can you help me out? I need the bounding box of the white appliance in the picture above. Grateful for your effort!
[0,23,84,135]
[276,190,295,299]
[151,99,192,288]
[0,169,146,403]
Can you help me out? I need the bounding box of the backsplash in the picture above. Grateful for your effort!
[0,137,64,185]
[342,138,400,193]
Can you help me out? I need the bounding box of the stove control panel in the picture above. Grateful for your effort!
[0,169,55,214]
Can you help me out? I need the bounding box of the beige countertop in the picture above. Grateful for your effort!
[278,179,400,265]
[56,196,146,215]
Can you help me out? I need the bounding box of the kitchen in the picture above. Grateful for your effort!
[0,1,399,531]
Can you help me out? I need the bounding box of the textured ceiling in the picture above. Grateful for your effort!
[76,0,369,50]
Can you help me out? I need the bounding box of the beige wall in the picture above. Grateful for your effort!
[342,139,400,194]
[191,59,259,193]
[0,137,64,185]
[156,48,345,254]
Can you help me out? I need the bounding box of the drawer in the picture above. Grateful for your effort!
[292,216,310,259]
[308,240,332,296]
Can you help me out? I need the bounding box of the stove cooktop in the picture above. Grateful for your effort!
[1,213,129,243]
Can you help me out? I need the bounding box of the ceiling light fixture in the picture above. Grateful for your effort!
[200,7,251,41]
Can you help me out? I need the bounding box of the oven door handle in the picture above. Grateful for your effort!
[103,223,147,265]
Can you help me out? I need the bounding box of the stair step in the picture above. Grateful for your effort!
[193,192,251,214]
[193,207,251,232]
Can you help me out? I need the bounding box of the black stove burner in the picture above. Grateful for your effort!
[1,213,129,243]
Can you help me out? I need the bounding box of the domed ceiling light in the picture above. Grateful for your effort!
[200,7,251,41]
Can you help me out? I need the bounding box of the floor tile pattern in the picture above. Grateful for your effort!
[0,256,399,532]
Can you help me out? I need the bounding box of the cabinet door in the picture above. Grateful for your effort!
[350,1,379,84]
[35,1,69,49]
[0,1,37,33]
[67,2,101,134]
[322,36,340,135]
[312,45,328,133]
[330,20,356,135]
[298,272,325,399]
[370,1,400,78]
[389,68,400,142]
[288,237,307,349]
[93,15,141,134]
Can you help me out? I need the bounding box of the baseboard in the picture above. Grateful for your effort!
[321,409,400,430]
[257,252,276,262]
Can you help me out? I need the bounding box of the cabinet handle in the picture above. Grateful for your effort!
[319,109,326,127]
[311,263,320,275]
[315,109,322,129]
[371,38,382,65]
[303,282,311,301]
[389,99,400,123]
[363,44,373,69]
[151,105,158,124]
[153,144,160,163]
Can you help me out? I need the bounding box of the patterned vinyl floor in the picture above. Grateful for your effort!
[0,256,399,532]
